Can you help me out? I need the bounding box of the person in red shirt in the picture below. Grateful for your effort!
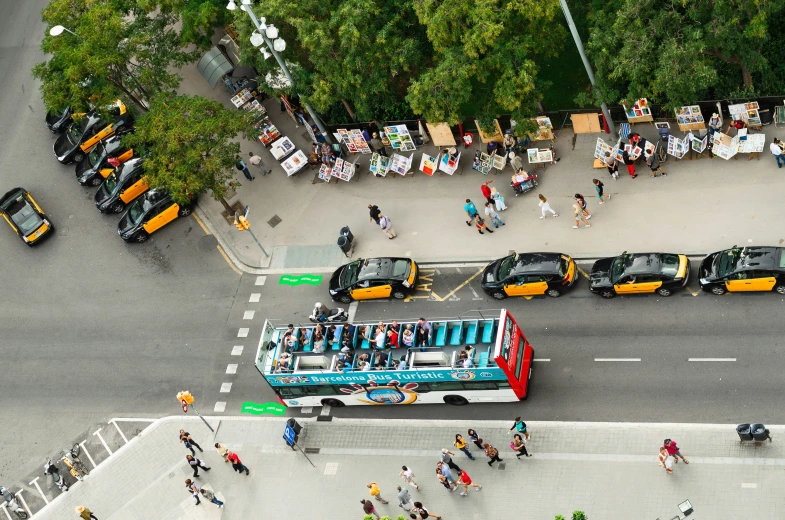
[226,451,250,475]
[663,439,688,464]
[480,180,495,205]
[458,470,482,496]
[727,118,746,135]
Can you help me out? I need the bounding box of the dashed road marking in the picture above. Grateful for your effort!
[741,483,758,488]
[231,345,244,356]
[238,328,249,338]
[255,275,267,286]
[249,293,261,303]
[214,402,226,412]
[348,301,359,323]
[226,364,238,374]
[220,382,233,393]
[688,358,736,362]
[321,405,332,416]
[533,358,551,362]
[594,358,641,362]
[324,462,339,475]
[243,310,255,320]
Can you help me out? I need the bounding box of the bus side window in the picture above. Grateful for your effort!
[428,381,464,392]
[277,387,305,398]
[462,381,498,390]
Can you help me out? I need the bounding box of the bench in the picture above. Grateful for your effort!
[478,348,491,368]
[465,320,479,345]
[449,322,464,345]
[480,320,495,344]
[434,321,448,347]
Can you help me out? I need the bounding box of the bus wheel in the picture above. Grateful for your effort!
[443,395,469,406]
[322,398,345,407]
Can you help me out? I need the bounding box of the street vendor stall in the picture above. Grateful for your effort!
[527,147,554,171]
[674,105,706,132]
[369,153,391,177]
[728,102,763,130]
[384,125,417,152]
[256,116,281,146]
[269,136,296,161]
[593,137,617,168]
[712,132,741,160]
[281,150,309,176]
[334,129,372,154]
[667,134,690,160]
[623,98,654,125]
[527,116,555,143]
[737,130,766,160]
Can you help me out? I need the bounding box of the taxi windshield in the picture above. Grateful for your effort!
[717,249,741,277]
[127,200,145,225]
[87,144,104,167]
[104,172,119,192]
[497,255,515,280]
[610,257,628,283]
[341,260,361,287]
[66,117,88,144]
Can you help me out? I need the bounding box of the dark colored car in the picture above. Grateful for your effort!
[699,246,785,295]
[589,252,690,299]
[45,106,72,134]
[118,189,194,243]
[94,158,148,213]
[482,252,578,299]
[53,101,131,164]
[329,258,418,303]
[0,188,54,246]
[75,132,134,186]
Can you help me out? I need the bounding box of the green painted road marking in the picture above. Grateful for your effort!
[279,274,323,286]
[241,401,287,415]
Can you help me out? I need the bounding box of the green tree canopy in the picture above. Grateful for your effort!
[585,0,785,109]
[122,94,258,206]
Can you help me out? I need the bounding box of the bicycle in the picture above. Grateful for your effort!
[62,443,88,481]
[655,141,668,164]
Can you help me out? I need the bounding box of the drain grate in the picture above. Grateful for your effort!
[268,214,282,228]
[304,447,320,454]
[317,415,333,422]
[497,463,506,471]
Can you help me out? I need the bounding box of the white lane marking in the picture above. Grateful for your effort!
[594,358,641,362]
[468,283,483,301]
[533,358,551,362]
[28,477,48,505]
[238,328,249,338]
[741,483,758,488]
[214,401,226,412]
[688,358,737,362]
[231,345,244,356]
[301,406,313,414]
[249,293,261,303]
[220,383,232,393]
[13,491,31,518]
[324,462,339,475]
[243,310,255,320]
[110,419,130,444]
[348,301,359,323]
[455,267,462,274]
[79,440,98,468]
[226,364,238,374]
[321,405,332,416]
[92,428,113,455]
[255,276,267,286]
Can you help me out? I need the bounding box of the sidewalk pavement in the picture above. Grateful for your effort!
[28,416,785,520]
[178,36,785,272]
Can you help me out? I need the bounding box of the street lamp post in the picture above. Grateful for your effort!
[49,25,80,38]
[227,0,333,145]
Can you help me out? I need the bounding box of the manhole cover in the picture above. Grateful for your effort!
[268,215,282,228]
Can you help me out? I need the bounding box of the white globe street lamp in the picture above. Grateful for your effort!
[273,38,286,52]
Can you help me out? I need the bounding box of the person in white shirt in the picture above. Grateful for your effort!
[379,215,396,239]
[537,194,558,219]
[771,138,785,168]
[484,202,504,228]
[375,328,385,349]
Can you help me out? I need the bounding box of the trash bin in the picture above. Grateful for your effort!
[286,418,302,435]
[751,423,770,441]
[736,423,753,441]
[340,226,354,243]
[337,236,351,254]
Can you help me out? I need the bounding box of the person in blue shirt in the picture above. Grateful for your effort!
[463,199,479,226]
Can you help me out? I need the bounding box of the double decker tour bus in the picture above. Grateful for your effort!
[254,309,534,407]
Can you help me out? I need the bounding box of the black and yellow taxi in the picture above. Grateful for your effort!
[589,252,690,299]
[482,252,578,299]
[94,157,148,213]
[699,246,785,295]
[0,188,54,246]
[75,133,134,187]
[45,105,72,134]
[329,257,418,303]
[53,100,132,164]
[118,189,194,243]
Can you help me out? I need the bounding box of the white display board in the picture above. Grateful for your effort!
[419,154,437,176]
[667,134,690,159]
[388,153,413,176]
[439,152,461,175]
[270,137,296,161]
[384,125,417,151]
[369,153,391,177]
[281,150,308,176]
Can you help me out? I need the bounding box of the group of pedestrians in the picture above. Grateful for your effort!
[235,152,272,181]
[658,438,689,475]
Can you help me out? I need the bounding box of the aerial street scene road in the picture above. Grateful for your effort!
[3,0,785,519]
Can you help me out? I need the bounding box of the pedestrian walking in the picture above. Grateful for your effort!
[484,202,505,228]
[491,187,506,211]
[413,501,442,519]
[186,480,201,505]
[593,179,610,204]
[368,204,382,224]
[437,462,458,491]
[604,151,619,180]
[474,214,493,234]
[200,488,225,508]
[537,194,558,219]
[464,198,479,226]
[399,465,420,490]
[483,443,503,466]
[226,450,250,475]
[235,155,254,181]
[658,447,673,474]
[574,194,591,219]
[644,150,666,177]
[480,180,495,205]
[248,152,272,176]
[361,499,380,519]
[622,149,637,178]
[370,132,388,157]
[435,466,453,491]
[457,469,482,496]
[663,439,689,464]
[771,138,785,168]
[468,429,484,449]
[512,433,531,459]
[186,455,210,478]
[440,448,462,472]
[397,485,414,511]
[508,416,531,439]
[76,506,98,520]
[214,442,229,461]
[379,214,396,239]
[454,434,475,460]
[367,482,389,504]
[179,430,203,456]
[572,203,591,229]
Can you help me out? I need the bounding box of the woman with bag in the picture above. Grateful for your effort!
[658,447,673,474]
[454,434,475,460]
[483,443,503,467]
[467,429,484,450]
[511,433,531,459]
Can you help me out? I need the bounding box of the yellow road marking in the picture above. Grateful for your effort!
[439,268,483,301]
[192,213,211,235]
[690,289,701,296]
[577,266,589,279]
[216,244,242,275]
[404,294,434,302]
[522,295,533,300]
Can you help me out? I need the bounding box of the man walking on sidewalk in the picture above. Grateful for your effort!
[186,455,210,478]
[484,202,504,228]
[179,430,203,456]
[76,506,98,520]
[379,214,396,239]
[367,482,389,504]
[771,138,785,168]
[399,465,420,490]
[215,442,229,461]
[200,488,225,508]
[663,439,689,464]
[226,450,250,475]
[645,149,666,177]
[481,180,495,205]
[235,155,254,181]
[464,199,479,226]
[440,448,462,473]
[368,204,382,224]
[437,462,458,491]
[248,152,271,176]
[397,485,415,512]
[185,480,201,505]
[361,499,380,519]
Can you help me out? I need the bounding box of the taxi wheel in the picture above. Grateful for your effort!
[546,289,562,298]
[711,286,726,295]
[178,206,192,217]
[338,295,352,304]
[775,284,785,295]
[392,290,406,299]
[656,287,672,297]
[134,231,149,243]
[89,177,102,187]
[491,291,507,300]
[600,289,615,299]
[72,152,85,163]
[111,201,125,213]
